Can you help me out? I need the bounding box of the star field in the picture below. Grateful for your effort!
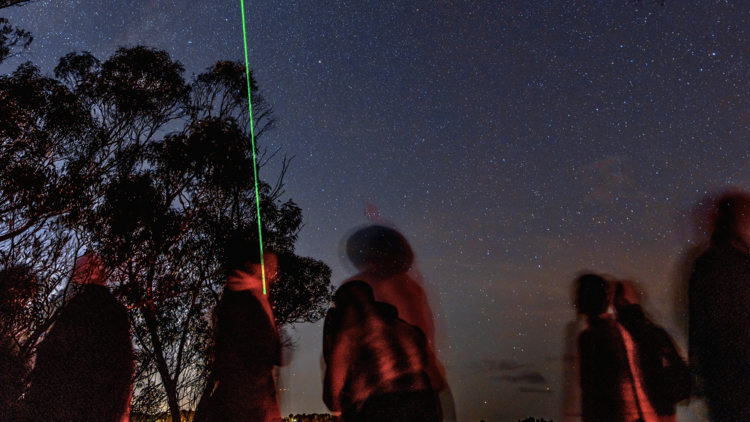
[2,0,748,420]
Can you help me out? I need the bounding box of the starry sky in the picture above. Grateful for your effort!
[3,0,749,420]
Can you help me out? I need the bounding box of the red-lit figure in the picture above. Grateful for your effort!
[344,225,447,394]
[614,281,689,421]
[345,226,435,345]
[689,192,750,421]
[24,253,134,422]
[576,274,661,422]
[323,280,440,422]
[198,241,281,422]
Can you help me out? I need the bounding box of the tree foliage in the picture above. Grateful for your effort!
[0,46,333,421]
[0,18,32,64]
[0,0,35,65]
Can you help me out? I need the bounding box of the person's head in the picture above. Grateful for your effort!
[575,274,611,317]
[222,232,278,290]
[346,225,414,277]
[613,280,641,311]
[71,253,106,286]
[334,280,375,309]
[711,191,750,247]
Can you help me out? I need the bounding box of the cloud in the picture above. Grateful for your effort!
[493,370,546,385]
[469,358,524,374]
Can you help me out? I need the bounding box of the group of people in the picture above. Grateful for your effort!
[0,225,450,422]
[573,274,689,422]
[195,226,451,422]
[572,191,750,422]
[3,190,750,422]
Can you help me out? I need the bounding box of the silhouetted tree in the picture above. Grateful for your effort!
[1,46,333,422]
[0,18,32,64]
[0,0,34,64]
[0,0,34,8]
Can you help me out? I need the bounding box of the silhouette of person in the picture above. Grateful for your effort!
[576,274,659,422]
[561,282,587,422]
[344,225,448,402]
[323,280,440,422]
[24,253,134,422]
[199,239,282,422]
[0,265,39,422]
[689,191,750,421]
[614,281,689,421]
[345,226,434,344]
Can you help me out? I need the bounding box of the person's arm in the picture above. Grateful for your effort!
[324,332,352,412]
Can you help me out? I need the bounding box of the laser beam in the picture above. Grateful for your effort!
[240,0,266,294]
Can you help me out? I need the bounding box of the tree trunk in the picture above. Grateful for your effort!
[142,304,182,422]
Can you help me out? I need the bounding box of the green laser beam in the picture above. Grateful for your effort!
[240,0,266,295]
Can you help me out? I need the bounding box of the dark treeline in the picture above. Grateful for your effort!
[283,414,335,422]
[0,5,334,420]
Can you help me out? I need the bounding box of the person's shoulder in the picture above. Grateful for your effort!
[323,307,340,327]
[581,316,621,341]
[87,285,128,312]
[696,243,747,263]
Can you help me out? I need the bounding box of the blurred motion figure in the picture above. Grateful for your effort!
[561,285,587,422]
[344,226,449,405]
[576,274,660,422]
[197,238,282,422]
[614,281,689,421]
[689,191,750,421]
[323,280,440,422]
[24,254,134,422]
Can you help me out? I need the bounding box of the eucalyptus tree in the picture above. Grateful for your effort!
[1,46,333,421]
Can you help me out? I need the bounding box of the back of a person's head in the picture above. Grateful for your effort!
[711,191,750,246]
[346,225,414,277]
[334,280,375,309]
[576,274,610,317]
[71,253,107,286]
[221,230,264,275]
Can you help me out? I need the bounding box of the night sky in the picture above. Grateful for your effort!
[3,0,749,420]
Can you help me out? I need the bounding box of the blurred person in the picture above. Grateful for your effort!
[24,253,134,422]
[198,237,282,422]
[614,281,689,421]
[689,191,750,421]
[345,225,434,345]
[344,225,451,418]
[576,274,659,422]
[323,280,440,422]
[0,265,39,422]
[561,281,587,422]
